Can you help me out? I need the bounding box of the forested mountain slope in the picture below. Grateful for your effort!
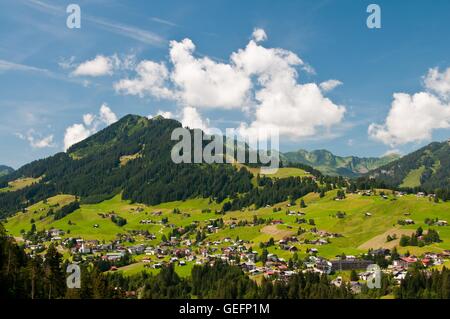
[0,115,253,218]
[367,140,450,194]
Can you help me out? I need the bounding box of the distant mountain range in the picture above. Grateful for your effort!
[0,165,13,177]
[281,149,400,177]
[367,139,450,192]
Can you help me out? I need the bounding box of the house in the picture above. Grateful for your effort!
[314,258,332,275]
[394,256,418,268]
[330,259,372,271]
[331,276,343,287]
[436,220,448,226]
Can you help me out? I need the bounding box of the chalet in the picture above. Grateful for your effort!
[421,258,431,267]
[240,262,256,271]
[49,228,64,237]
[364,212,372,217]
[314,258,332,275]
[271,220,283,225]
[394,256,418,268]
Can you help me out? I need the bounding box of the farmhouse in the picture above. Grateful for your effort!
[436,220,448,226]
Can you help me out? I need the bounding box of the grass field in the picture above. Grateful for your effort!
[400,166,425,188]
[5,188,450,265]
[0,176,42,193]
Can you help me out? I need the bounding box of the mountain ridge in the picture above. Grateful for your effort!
[282,149,400,177]
[0,165,14,177]
[366,139,450,194]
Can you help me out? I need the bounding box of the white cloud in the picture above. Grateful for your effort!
[148,110,174,119]
[369,92,450,146]
[320,79,343,92]
[424,67,450,99]
[252,28,267,42]
[157,110,174,118]
[231,38,345,139]
[99,103,118,125]
[83,113,95,126]
[115,29,345,140]
[64,124,91,151]
[63,104,118,151]
[72,55,114,77]
[16,130,55,149]
[383,149,401,157]
[180,106,210,133]
[114,60,173,98]
[169,39,252,109]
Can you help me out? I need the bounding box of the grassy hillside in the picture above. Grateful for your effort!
[0,176,42,193]
[6,190,450,262]
[368,140,450,193]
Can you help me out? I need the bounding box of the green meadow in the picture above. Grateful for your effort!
[5,188,450,262]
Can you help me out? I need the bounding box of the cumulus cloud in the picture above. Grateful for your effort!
[115,29,345,140]
[369,68,450,146]
[148,110,174,119]
[114,61,173,98]
[180,106,210,133]
[64,104,118,151]
[320,79,343,92]
[16,130,55,149]
[99,103,118,125]
[423,67,450,99]
[71,54,136,77]
[369,92,450,146]
[383,149,401,157]
[231,37,345,139]
[63,124,91,151]
[252,28,267,42]
[72,55,114,77]
[169,39,252,109]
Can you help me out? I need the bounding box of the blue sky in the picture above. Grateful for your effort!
[1,0,450,168]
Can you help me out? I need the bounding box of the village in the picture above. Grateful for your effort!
[19,189,450,295]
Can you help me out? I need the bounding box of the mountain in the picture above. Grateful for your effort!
[0,115,253,218]
[0,165,13,177]
[367,140,450,193]
[282,149,399,177]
